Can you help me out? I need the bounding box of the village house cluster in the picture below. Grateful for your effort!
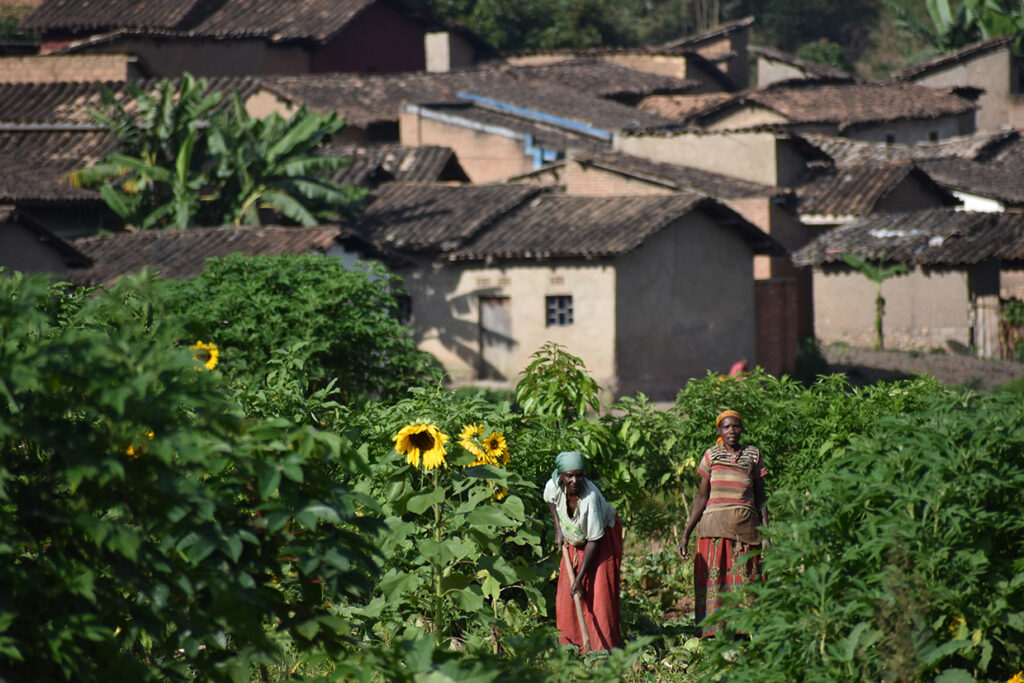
[3,0,1024,398]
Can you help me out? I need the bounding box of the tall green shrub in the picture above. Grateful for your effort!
[162,252,442,406]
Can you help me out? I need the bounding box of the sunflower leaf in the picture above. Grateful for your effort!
[406,486,444,515]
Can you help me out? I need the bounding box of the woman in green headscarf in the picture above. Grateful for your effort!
[543,451,622,651]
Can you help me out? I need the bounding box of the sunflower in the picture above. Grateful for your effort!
[1009,673,1024,683]
[191,340,220,371]
[483,431,509,465]
[492,483,509,501]
[459,423,490,465]
[394,423,449,470]
[126,429,155,459]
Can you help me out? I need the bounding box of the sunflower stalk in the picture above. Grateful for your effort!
[431,467,444,648]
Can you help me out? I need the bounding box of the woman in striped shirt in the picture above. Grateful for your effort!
[677,409,769,637]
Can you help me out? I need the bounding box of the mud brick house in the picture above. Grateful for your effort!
[686,79,977,143]
[0,207,91,277]
[19,0,495,77]
[749,46,859,87]
[347,182,782,398]
[793,209,1024,358]
[804,130,1024,212]
[796,162,959,233]
[506,148,808,376]
[67,225,342,287]
[894,37,1024,131]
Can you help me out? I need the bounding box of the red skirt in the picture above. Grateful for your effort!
[694,536,762,637]
[556,516,623,651]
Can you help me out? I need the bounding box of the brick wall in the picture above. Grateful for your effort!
[0,55,131,83]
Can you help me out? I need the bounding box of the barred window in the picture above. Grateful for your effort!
[545,295,573,326]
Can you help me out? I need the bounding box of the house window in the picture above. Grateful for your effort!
[929,131,939,142]
[546,295,573,326]
[885,134,895,145]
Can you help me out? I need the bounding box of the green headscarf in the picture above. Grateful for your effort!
[551,451,585,484]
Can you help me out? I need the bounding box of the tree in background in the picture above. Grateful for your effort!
[70,74,364,229]
[795,38,852,69]
[887,0,1024,58]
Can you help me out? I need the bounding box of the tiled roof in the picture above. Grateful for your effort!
[792,209,1024,266]
[265,68,675,132]
[568,149,786,199]
[354,182,542,252]
[748,46,858,81]
[451,192,782,260]
[797,163,957,217]
[322,144,469,186]
[917,158,1024,204]
[0,129,112,202]
[804,130,1020,166]
[698,80,976,131]
[893,36,1015,80]
[501,59,698,99]
[69,225,339,286]
[0,77,261,124]
[22,0,203,33]
[636,93,734,120]
[22,0,409,43]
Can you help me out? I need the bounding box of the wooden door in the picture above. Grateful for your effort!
[479,296,514,379]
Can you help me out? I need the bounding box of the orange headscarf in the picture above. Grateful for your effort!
[715,409,742,444]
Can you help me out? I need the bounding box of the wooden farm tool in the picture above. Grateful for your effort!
[561,543,591,653]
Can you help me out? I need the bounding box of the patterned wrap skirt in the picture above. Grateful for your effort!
[556,515,623,651]
[694,536,763,637]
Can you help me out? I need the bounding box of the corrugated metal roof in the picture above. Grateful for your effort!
[69,225,339,286]
[792,209,1024,266]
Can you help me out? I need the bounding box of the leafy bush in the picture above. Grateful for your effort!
[702,390,1024,681]
[162,252,441,406]
[0,273,380,681]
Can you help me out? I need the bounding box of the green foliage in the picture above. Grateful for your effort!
[842,253,910,350]
[515,342,601,423]
[71,74,364,229]
[0,272,380,681]
[888,0,1024,57]
[344,386,550,655]
[745,0,879,53]
[701,390,1024,681]
[0,5,39,42]
[161,253,441,406]
[795,38,852,69]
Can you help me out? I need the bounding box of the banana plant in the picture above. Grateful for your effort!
[842,253,909,351]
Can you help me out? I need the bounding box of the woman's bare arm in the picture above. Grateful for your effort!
[677,475,711,559]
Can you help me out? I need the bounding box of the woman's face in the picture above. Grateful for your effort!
[717,416,742,449]
[559,469,585,496]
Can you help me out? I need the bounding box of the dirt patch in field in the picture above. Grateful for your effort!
[824,345,1024,392]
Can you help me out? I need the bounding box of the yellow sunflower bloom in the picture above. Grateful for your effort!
[126,429,155,459]
[492,484,509,501]
[483,431,509,464]
[191,340,220,371]
[394,423,449,470]
[1008,672,1023,683]
[458,423,488,464]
